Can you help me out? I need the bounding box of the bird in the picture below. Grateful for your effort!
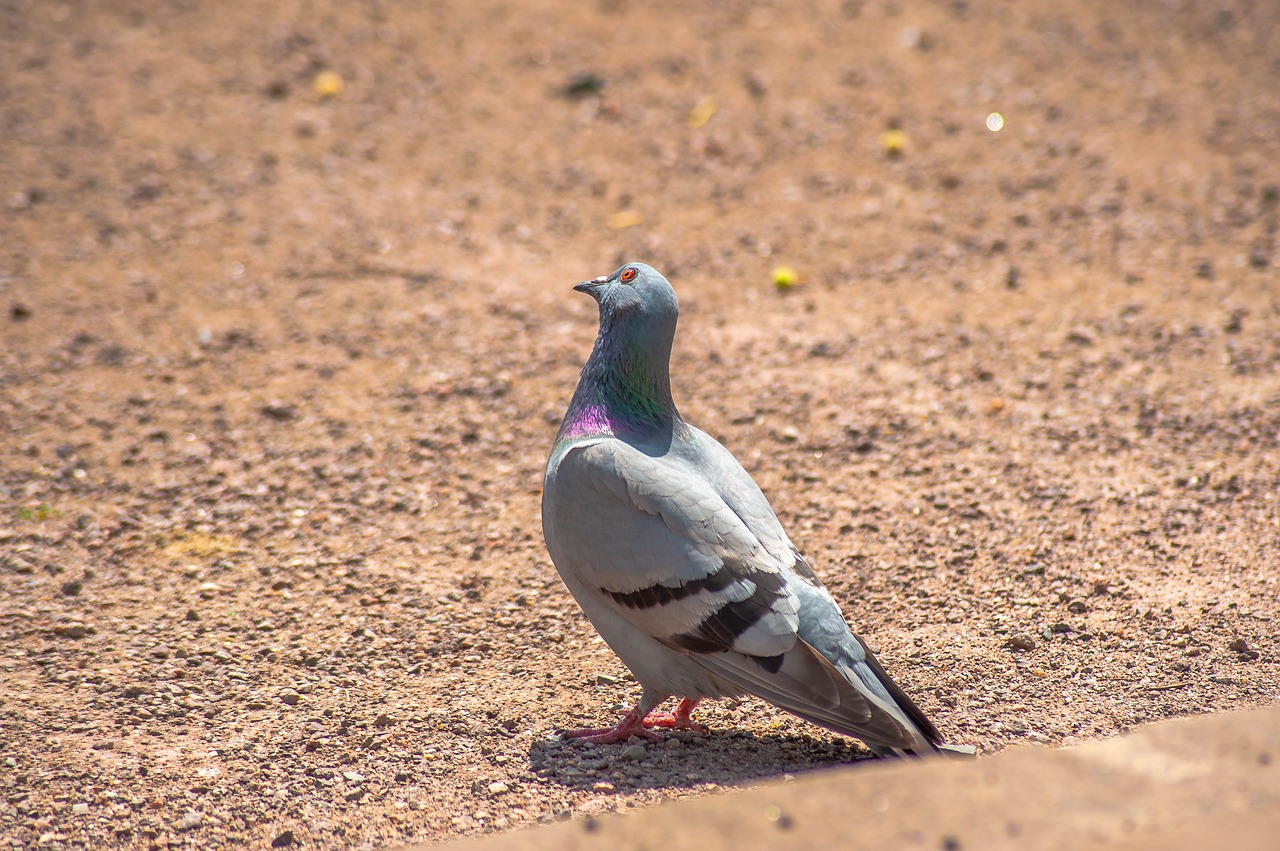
[541,262,942,756]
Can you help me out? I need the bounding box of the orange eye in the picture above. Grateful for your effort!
[619,267,638,283]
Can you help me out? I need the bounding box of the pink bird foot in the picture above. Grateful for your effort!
[562,698,706,744]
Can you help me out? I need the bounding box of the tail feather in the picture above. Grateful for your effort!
[848,633,940,745]
[687,639,939,755]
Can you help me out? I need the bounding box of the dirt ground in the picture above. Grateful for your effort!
[2,0,1278,848]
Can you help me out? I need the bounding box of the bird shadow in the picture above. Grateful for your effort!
[527,727,879,794]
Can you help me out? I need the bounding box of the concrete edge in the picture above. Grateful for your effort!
[416,705,1280,851]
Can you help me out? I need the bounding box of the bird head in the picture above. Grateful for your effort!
[574,262,679,326]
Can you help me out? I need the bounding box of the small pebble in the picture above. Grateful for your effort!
[1004,635,1036,651]
[488,781,509,795]
[176,811,203,831]
[621,744,647,761]
[592,781,615,793]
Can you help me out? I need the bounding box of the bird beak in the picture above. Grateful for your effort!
[573,275,609,296]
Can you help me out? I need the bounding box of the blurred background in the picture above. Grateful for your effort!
[2,1,1278,848]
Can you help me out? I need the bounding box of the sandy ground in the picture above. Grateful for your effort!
[2,0,1278,848]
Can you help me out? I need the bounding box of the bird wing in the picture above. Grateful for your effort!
[547,435,940,754]
[546,438,801,662]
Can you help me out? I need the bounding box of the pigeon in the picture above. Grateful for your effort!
[541,263,942,756]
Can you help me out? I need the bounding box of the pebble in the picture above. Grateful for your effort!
[1005,635,1036,651]
[487,781,509,795]
[279,689,301,706]
[592,781,616,793]
[71,803,90,815]
[175,811,203,831]
[594,674,619,685]
[620,744,647,761]
[342,771,365,783]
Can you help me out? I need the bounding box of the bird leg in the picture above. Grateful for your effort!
[632,698,708,733]
[562,698,706,744]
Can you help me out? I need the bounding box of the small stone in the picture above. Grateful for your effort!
[60,579,83,596]
[373,713,393,727]
[342,771,365,783]
[71,803,90,815]
[176,811,203,831]
[594,674,619,686]
[272,830,297,847]
[260,403,297,421]
[1066,599,1088,614]
[487,781,509,795]
[279,690,300,706]
[1004,635,1036,651]
[592,781,615,793]
[621,744,647,761]
[1228,638,1251,653]
[561,72,607,99]
[54,624,90,639]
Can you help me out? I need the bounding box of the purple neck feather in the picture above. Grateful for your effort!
[559,402,614,440]
[558,314,681,442]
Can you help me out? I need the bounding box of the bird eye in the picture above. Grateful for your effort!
[619,267,638,283]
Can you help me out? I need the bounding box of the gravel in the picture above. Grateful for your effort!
[2,1,1278,849]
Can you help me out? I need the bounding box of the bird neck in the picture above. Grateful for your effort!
[560,316,682,443]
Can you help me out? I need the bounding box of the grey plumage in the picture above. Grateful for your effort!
[542,263,941,756]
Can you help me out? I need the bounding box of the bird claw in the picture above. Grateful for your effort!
[637,712,708,734]
[561,724,664,745]
[561,699,705,744]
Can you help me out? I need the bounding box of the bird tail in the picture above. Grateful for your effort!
[689,638,941,755]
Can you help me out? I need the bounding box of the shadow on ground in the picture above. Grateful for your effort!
[527,727,876,793]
